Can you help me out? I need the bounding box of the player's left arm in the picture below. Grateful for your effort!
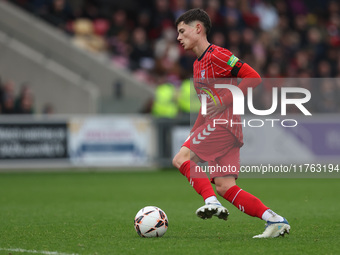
[206,59,262,116]
[221,61,262,107]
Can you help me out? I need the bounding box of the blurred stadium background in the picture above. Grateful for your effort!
[0,0,339,169]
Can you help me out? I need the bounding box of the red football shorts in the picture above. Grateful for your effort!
[182,121,240,182]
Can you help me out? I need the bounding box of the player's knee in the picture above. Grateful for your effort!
[215,185,228,196]
[215,182,235,197]
[172,153,185,169]
[172,155,179,169]
[173,147,191,169]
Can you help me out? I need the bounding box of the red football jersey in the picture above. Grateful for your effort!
[193,44,243,145]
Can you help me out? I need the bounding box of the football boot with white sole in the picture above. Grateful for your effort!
[253,218,290,238]
[196,201,229,220]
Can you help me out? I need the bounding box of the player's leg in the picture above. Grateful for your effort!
[215,177,290,237]
[173,133,228,220]
[173,146,217,203]
[185,121,240,220]
[213,147,290,238]
[215,175,270,219]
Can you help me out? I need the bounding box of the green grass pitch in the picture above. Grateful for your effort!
[0,170,339,255]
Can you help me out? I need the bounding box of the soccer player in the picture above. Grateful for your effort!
[172,8,290,238]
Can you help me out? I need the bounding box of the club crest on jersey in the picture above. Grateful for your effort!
[200,70,205,80]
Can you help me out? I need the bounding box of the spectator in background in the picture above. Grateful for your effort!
[29,0,50,17]
[227,29,241,55]
[154,25,181,86]
[0,80,15,98]
[172,0,188,20]
[210,31,226,48]
[274,0,289,16]
[239,28,255,58]
[80,0,100,20]
[307,27,327,64]
[15,92,34,114]
[72,18,107,53]
[0,80,16,114]
[109,29,131,68]
[177,79,200,116]
[2,93,16,114]
[42,103,55,114]
[15,83,34,114]
[221,0,243,31]
[129,27,154,71]
[149,0,175,40]
[14,83,30,107]
[293,14,309,47]
[317,60,333,77]
[151,79,178,119]
[190,0,204,9]
[135,10,152,35]
[286,0,308,16]
[0,77,55,115]
[42,0,74,31]
[254,0,279,31]
[316,79,339,112]
[205,0,224,30]
[106,9,129,39]
[178,49,196,79]
[0,77,5,106]
[288,49,311,77]
[129,27,155,83]
[0,77,2,113]
[106,9,131,68]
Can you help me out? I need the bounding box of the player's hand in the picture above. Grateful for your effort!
[206,96,226,118]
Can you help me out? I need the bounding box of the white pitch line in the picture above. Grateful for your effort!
[0,247,79,255]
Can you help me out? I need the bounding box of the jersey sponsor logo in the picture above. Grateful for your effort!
[227,55,239,68]
[196,82,223,107]
[197,84,223,115]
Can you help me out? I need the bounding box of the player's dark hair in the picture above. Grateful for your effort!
[175,8,212,35]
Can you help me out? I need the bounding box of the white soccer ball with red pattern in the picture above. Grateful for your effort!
[134,206,168,237]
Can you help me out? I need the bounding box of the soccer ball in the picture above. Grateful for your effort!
[134,206,168,237]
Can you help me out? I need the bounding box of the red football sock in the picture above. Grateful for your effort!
[223,185,269,218]
[179,160,216,200]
